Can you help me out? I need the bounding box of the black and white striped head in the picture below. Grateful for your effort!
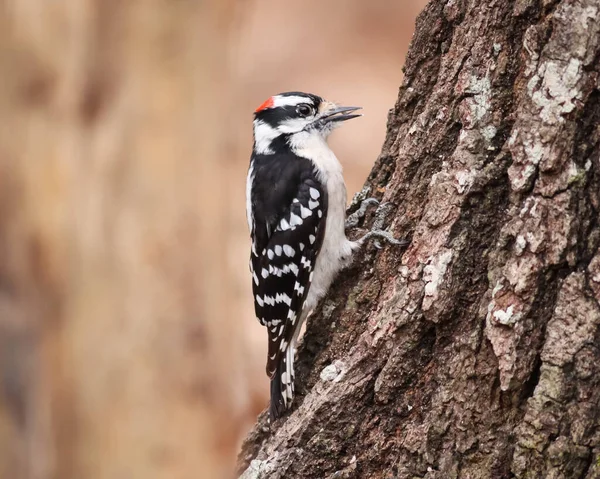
[252,92,361,155]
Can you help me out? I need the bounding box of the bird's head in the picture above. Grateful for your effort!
[252,91,361,155]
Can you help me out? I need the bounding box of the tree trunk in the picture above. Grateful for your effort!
[238,0,600,477]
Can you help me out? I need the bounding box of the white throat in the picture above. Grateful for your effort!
[287,131,341,182]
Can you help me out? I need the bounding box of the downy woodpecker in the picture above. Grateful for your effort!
[246,92,404,421]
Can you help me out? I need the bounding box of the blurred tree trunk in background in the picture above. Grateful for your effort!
[239,0,600,477]
[0,1,248,478]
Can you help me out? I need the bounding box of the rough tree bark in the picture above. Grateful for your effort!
[238,0,600,477]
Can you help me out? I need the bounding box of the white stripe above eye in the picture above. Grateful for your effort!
[272,95,312,108]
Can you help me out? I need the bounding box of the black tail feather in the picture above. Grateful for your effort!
[269,364,286,422]
[269,347,294,422]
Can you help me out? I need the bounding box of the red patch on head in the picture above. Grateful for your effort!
[255,96,274,113]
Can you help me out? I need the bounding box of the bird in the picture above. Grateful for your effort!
[245,91,405,421]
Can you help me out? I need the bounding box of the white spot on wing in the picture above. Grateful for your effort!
[309,234,316,244]
[289,213,303,227]
[310,187,320,199]
[289,263,299,276]
[275,245,282,256]
[261,268,269,278]
[301,257,312,269]
[264,295,275,306]
[256,295,264,307]
[300,205,312,218]
[283,245,295,257]
[275,293,292,306]
[267,249,274,259]
[279,218,290,231]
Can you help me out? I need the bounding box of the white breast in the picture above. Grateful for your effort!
[289,132,356,316]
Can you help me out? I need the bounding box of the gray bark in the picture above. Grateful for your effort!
[238,0,600,477]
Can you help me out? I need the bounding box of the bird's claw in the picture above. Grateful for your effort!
[347,197,408,249]
[359,229,409,249]
[345,198,380,229]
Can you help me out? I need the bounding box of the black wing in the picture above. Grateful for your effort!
[248,154,327,377]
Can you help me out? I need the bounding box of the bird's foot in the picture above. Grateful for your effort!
[347,196,409,249]
[358,229,409,249]
[345,198,379,229]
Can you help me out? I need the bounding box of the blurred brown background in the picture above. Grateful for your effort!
[0,1,425,478]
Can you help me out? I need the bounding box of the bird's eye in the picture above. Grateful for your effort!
[296,104,313,117]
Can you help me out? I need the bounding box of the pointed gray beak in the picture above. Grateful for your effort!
[319,106,362,124]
